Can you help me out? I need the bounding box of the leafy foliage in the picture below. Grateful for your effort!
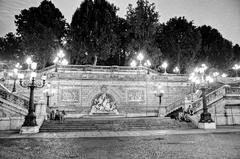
[197,25,233,71]
[70,0,120,65]
[126,0,161,68]
[0,0,238,75]
[0,32,23,61]
[15,0,67,68]
[156,17,201,73]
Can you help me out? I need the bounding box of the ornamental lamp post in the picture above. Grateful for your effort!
[26,57,32,70]
[53,50,68,72]
[173,66,180,74]
[130,60,137,67]
[154,85,164,117]
[136,52,144,66]
[9,68,18,92]
[9,63,22,92]
[43,83,54,108]
[213,72,219,81]
[19,62,47,127]
[232,64,240,77]
[144,60,151,74]
[12,68,18,92]
[221,73,227,78]
[189,64,215,129]
[161,61,168,74]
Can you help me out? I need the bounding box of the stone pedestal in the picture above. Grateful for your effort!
[20,126,39,134]
[158,107,166,117]
[198,122,216,129]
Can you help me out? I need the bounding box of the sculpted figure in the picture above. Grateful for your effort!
[89,87,119,115]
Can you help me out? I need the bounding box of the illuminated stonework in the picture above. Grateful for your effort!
[89,86,119,115]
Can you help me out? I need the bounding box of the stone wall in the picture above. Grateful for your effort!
[3,66,192,117]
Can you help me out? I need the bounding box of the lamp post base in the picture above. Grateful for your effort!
[198,122,216,129]
[22,113,38,127]
[20,126,39,134]
[198,112,216,129]
[199,112,213,123]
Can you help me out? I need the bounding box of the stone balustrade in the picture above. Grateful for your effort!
[166,98,185,114]
[0,89,29,110]
[225,87,240,95]
[191,85,228,113]
[165,85,232,116]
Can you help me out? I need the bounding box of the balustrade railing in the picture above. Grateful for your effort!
[225,87,240,95]
[166,98,185,114]
[39,65,188,76]
[0,89,29,109]
[166,85,229,116]
[191,85,227,113]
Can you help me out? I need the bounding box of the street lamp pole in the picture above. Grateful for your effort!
[199,85,213,123]
[26,57,32,71]
[161,61,168,74]
[53,50,68,72]
[232,64,240,77]
[19,73,46,126]
[155,85,164,117]
[137,53,144,66]
[44,83,54,108]
[189,64,215,128]
[144,60,151,74]
[12,78,17,92]
[10,64,22,93]
[173,66,180,74]
[18,62,46,126]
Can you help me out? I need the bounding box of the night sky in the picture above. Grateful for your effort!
[0,0,239,45]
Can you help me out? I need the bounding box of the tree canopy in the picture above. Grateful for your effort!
[15,0,67,68]
[0,32,23,62]
[0,0,239,75]
[126,0,161,68]
[156,17,201,73]
[70,0,120,65]
[197,25,233,71]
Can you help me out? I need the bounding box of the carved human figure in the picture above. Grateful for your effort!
[89,86,119,115]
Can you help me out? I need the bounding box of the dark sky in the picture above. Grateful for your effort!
[0,0,239,45]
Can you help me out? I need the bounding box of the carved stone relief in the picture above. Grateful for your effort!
[61,88,79,102]
[127,89,145,103]
[89,85,119,115]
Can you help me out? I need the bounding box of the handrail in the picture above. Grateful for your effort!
[191,85,227,113]
[166,85,228,116]
[225,87,240,95]
[0,83,11,93]
[38,65,188,76]
[0,89,29,110]
[166,98,185,114]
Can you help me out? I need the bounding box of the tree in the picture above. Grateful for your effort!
[198,25,233,71]
[126,0,161,68]
[70,0,120,65]
[15,0,67,68]
[156,17,201,73]
[105,17,129,66]
[233,44,240,62]
[0,32,23,62]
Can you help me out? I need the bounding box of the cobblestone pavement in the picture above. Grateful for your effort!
[0,132,240,159]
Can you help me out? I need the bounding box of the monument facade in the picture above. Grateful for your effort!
[34,65,191,117]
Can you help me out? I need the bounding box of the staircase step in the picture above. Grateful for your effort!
[40,117,197,132]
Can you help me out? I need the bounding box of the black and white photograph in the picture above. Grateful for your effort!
[0,0,240,158]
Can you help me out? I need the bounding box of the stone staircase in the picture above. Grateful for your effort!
[40,117,197,132]
[165,84,227,118]
[0,87,29,117]
[166,84,240,126]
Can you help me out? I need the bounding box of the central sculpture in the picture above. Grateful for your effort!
[89,86,119,115]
